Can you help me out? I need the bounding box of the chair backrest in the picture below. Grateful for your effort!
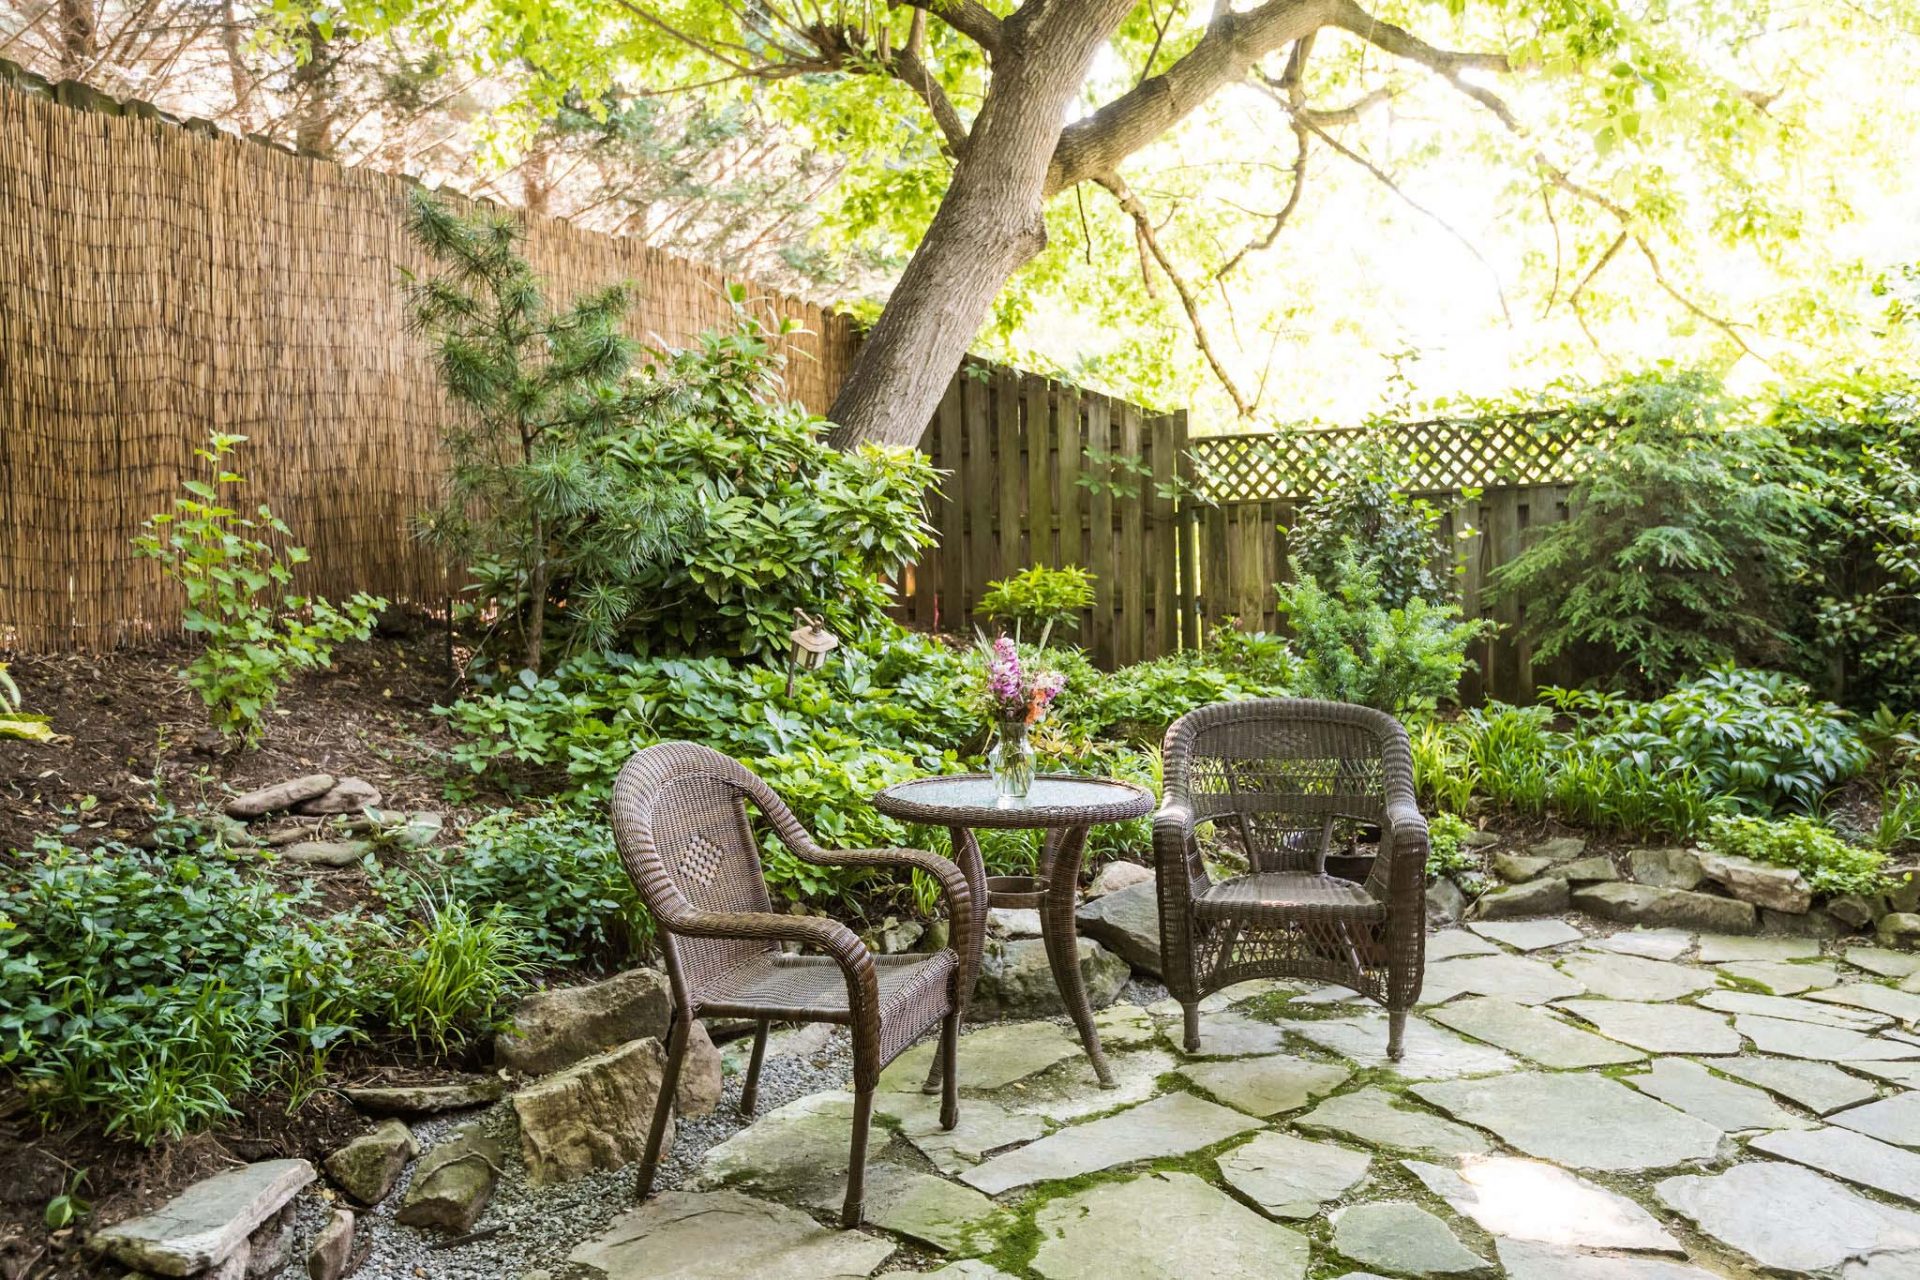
[611,742,788,1007]
[1164,698,1406,874]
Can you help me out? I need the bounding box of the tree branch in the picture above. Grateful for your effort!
[899,0,1001,57]
[890,44,969,150]
[1568,231,1626,354]
[1324,0,1510,76]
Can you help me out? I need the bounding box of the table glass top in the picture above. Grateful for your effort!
[876,774,1150,814]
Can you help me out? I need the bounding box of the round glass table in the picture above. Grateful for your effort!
[871,774,1155,1087]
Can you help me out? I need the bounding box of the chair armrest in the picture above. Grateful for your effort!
[1380,798,1431,902]
[675,908,874,975]
[1153,800,1204,898]
[799,846,973,962]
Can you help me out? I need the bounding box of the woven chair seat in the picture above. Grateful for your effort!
[703,949,959,1024]
[1194,871,1387,923]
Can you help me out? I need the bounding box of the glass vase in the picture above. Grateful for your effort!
[989,719,1036,806]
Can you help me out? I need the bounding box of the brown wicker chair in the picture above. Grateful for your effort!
[610,742,973,1227]
[1155,699,1428,1059]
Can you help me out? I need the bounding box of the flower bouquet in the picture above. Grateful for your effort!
[978,635,1065,805]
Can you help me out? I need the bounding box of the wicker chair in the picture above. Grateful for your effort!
[1155,699,1429,1059]
[610,742,973,1227]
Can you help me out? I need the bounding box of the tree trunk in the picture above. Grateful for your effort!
[57,0,96,77]
[290,25,339,158]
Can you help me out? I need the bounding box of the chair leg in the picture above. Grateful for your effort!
[1182,1001,1202,1053]
[1388,1008,1408,1062]
[841,1085,875,1229]
[739,1020,770,1117]
[638,1014,690,1200]
[939,1010,960,1131]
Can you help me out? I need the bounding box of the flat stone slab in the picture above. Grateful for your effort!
[569,1189,895,1278]
[1406,1156,1679,1252]
[1657,1161,1920,1274]
[1177,1056,1350,1117]
[1834,1092,1920,1148]
[1556,952,1717,1002]
[1468,919,1584,952]
[1848,947,1920,979]
[882,1021,1080,1092]
[1006,1048,1177,1124]
[889,1264,1021,1280]
[806,1164,1005,1253]
[1624,1057,1816,1132]
[1031,1171,1308,1280]
[1698,990,1891,1030]
[961,1090,1260,1195]
[1698,933,1820,963]
[1586,929,1693,961]
[1574,883,1754,934]
[93,1159,314,1277]
[1329,1202,1488,1276]
[876,1092,1045,1175]
[1851,1061,1920,1088]
[1282,1012,1518,1080]
[1557,1000,1742,1055]
[1428,997,1643,1068]
[1183,1010,1291,1057]
[1424,954,1586,1005]
[1218,1131,1370,1218]
[1717,959,1841,995]
[1093,1003,1159,1050]
[1713,1056,1879,1114]
[690,1092,884,1200]
[1493,1240,1727,1280]
[341,1079,506,1115]
[1756,1126,1920,1201]
[1428,929,1501,960]
[1737,1015,1920,1061]
[1817,984,1920,1025]
[1296,1086,1491,1157]
[1413,1073,1723,1170]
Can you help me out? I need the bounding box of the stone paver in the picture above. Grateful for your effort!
[1008,1049,1179,1124]
[1218,1131,1370,1218]
[1093,1003,1160,1050]
[1428,996,1643,1068]
[1296,1086,1491,1157]
[1656,1161,1920,1274]
[961,1091,1260,1195]
[1736,1014,1920,1061]
[805,1164,1004,1254]
[1834,1092,1920,1148]
[1424,954,1586,1005]
[1282,1012,1517,1080]
[1556,1000,1742,1055]
[1555,952,1717,1002]
[568,1189,896,1279]
[1697,934,1819,963]
[876,1093,1044,1175]
[1696,989,1892,1030]
[1184,1010,1291,1057]
[1029,1172,1308,1280]
[1429,929,1502,960]
[881,1021,1079,1092]
[1850,1061,1920,1088]
[1848,947,1920,979]
[1329,1202,1489,1276]
[1469,919,1584,952]
[1713,1055,1878,1113]
[1717,959,1841,995]
[1177,1056,1351,1117]
[1492,1239,1727,1280]
[1755,1126,1920,1201]
[1623,1058,1815,1132]
[1407,1156,1678,1252]
[1817,984,1920,1025]
[1586,929,1692,961]
[92,1159,313,1277]
[690,1092,885,1201]
[1413,1073,1723,1170]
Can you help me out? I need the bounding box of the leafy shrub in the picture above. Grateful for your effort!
[369,893,536,1054]
[1277,559,1492,714]
[1064,650,1288,745]
[133,435,384,744]
[1289,437,1444,609]
[1554,666,1870,813]
[1868,785,1920,855]
[977,565,1096,642]
[1703,814,1888,897]
[1425,811,1477,877]
[1549,746,1732,841]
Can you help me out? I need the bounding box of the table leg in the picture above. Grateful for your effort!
[1042,824,1114,1087]
[924,824,986,1094]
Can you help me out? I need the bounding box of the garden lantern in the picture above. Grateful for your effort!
[786,608,838,695]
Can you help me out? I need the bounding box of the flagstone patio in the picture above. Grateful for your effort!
[564,918,1920,1279]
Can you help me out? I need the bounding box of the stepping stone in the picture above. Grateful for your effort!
[1029,1171,1308,1280]
[1282,1012,1518,1080]
[1556,952,1717,1002]
[1469,920,1584,952]
[1429,929,1502,960]
[1848,947,1920,979]
[1698,934,1819,963]
[1816,984,1920,1025]
[1424,954,1586,1005]
[1557,1001,1742,1055]
[1406,1156,1680,1251]
[1296,1086,1491,1157]
[882,1021,1080,1092]
[1717,959,1841,995]
[1586,929,1693,961]
[1714,1056,1878,1114]
[1851,1061,1920,1088]
[569,1189,896,1278]
[1754,1127,1920,1202]
[92,1159,314,1277]
[1183,1010,1291,1057]
[1656,1161,1920,1275]
[1329,1202,1489,1276]
[1177,1056,1351,1117]
[805,1164,1005,1253]
[1623,1058,1815,1132]
[1835,1093,1920,1148]
[1492,1239,1735,1280]
[1218,1131,1370,1218]
[1011,1048,1176,1123]
[1093,1003,1159,1050]
[1428,997,1643,1068]
[1736,1015,1920,1061]
[1697,990,1892,1030]
[960,1091,1260,1195]
[887,1265,1020,1280]
[1413,1073,1724,1171]
[690,1092,885,1201]
[876,1093,1044,1175]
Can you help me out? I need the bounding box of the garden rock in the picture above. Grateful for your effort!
[92,1158,314,1277]
[342,1078,504,1115]
[323,1119,416,1205]
[295,777,382,815]
[1492,852,1553,883]
[961,1091,1259,1194]
[1560,856,1619,883]
[495,968,671,1076]
[372,809,444,849]
[1572,882,1755,934]
[1699,852,1812,913]
[987,907,1042,938]
[1218,1131,1369,1218]
[1329,1202,1488,1276]
[305,1208,353,1280]
[280,839,373,868]
[675,1020,723,1118]
[1832,894,1887,928]
[1468,875,1568,920]
[1426,877,1467,925]
[1074,881,1161,974]
[512,1037,671,1185]
[1530,836,1587,861]
[1882,913,1920,947]
[1086,860,1152,898]
[1627,847,1706,890]
[1759,906,1846,938]
[568,1189,896,1279]
[224,775,335,819]
[395,1127,500,1232]
[966,936,1128,1019]
[1029,1172,1309,1280]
